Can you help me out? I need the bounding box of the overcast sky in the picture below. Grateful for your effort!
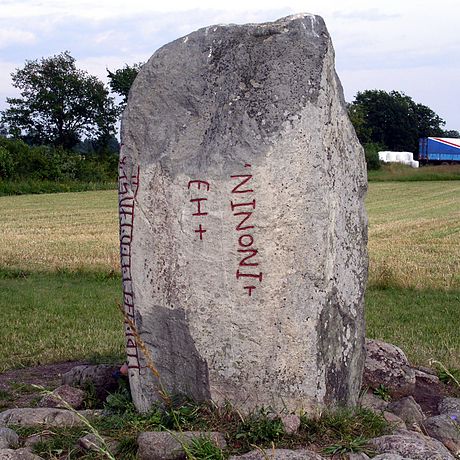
[1,0,459,131]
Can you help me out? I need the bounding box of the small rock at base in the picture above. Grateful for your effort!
[387,396,425,425]
[368,429,455,460]
[346,453,370,460]
[78,433,118,453]
[61,364,120,401]
[383,411,407,430]
[359,391,389,413]
[439,397,460,416]
[372,455,413,460]
[413,368,440,385]
[23,433,53,448]
[0,448,44,459]
[280,414,301,434]
[0,408,84,427]
[363,339,416,398]
[228,449,324,459]
[137,431,226,460]
[0,428,19,449]
[38,385,85,409]
[423,414,460,455]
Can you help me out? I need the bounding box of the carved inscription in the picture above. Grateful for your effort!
[188,180,210,240]
[119,154,141,370]
[230,164,263,296]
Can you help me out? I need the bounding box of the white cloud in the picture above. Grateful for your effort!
[0,0,459,129]
[0,28,36,48]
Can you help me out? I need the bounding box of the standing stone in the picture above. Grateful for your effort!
[120,13,367,413]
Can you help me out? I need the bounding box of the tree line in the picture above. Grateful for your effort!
[0,51,458,182]
[348,90,458,169]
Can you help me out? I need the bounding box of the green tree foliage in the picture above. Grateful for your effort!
[348,90,446,154]
[1,51,118,150]
[443,129,460,138]
[107,63,143,106]
[0,137,117,183]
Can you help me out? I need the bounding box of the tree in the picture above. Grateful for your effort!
[443,129,460,138]
[107,63,143,107]
[348,90,446,154]
[1,51,118,149]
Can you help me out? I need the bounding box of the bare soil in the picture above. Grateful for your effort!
[0,361,87,409]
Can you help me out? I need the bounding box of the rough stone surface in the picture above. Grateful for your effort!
[387,396,425,425]
[280,414,301,434]
[368,429,455,459]
[372,455,413,460]
[0,408,84,427]
[423,414,460,455]
[228,450,324,460]
[439,397,460,415]
[383,411,407,430]
[78,433,118,453]
[413,368,440,385]
[61,365,119,400]
[346,454,370,460]
[0,429,18,449]
[0,449,44,460]
[23,434,53,448]
[121,13,367,414]
[137,431,226,460]
[38,384,85,409]
[359,391,389,413]
[363,339,416,397]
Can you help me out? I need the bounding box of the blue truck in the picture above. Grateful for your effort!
[419,137,460,164]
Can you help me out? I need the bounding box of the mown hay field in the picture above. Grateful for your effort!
[0,182,459,371]
[1,183,459,289]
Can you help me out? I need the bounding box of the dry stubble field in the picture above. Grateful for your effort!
[0,181,459,371]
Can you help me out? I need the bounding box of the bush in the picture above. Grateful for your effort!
[0,136,118,186]
[0,146,14,179]
[363,142,384,170]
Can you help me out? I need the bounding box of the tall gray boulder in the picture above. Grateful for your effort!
[119,13,367,413]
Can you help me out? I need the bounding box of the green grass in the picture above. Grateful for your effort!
[366,287,460,369]
[0,179,116,196]
[0,182,459,372]
[0,275,458,377]
[0,272,124,372]
[14,399,387,459]
[368,163,460,181]
[367,181,460,290]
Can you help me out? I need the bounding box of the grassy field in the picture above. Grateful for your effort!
[367,181,460,290]
[0,183,459,371]
[368,163,460,181]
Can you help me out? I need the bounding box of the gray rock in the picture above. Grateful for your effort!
[359,391,389,413]
[280,414,301,434]
[61,364,119,400]
[0,408,84,427]
[23,433,53,448]
[368,429,455,459]
[439,397,460,416]
[0,428,18,449]
[387,396,425,425]
[38,384,85,409]
[0,449,44,460]
[363,339,416,397]
[383,411,407,430]
[372,455,413,460]
[228,449,324,460]
[413,368,440,385]
[137,431,226,460]
[423,414,460,455]
[121,13,367,414]
[78,433,118,454]
[346,454,370,460]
